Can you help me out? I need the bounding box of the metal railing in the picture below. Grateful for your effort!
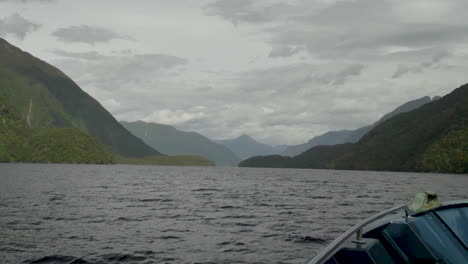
[305,204,410,264]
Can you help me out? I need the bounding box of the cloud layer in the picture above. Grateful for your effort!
[0,13,40,39]
[0,0,54,2]
[53,25,130,44]
[206,0,468,59]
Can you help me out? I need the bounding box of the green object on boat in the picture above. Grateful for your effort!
[409,191,441,214]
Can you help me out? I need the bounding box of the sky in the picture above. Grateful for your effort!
[1,0,467,145]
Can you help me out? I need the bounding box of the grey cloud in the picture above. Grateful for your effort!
[172,63,375,143]
[292,0,389,29]
[53,49,108,60]
[195,86,214,93]
[345,24,468,53]
[54,51,187,93]
[269,45,302,58]
[235,63,317,94]
[52,25,130,44]
[129,54,186,69]
[204,0,298,25]
[392,51,450,78]
[0,0,54,2]
[332,64,365,85]
[392,66,410,79]
[205,0,265,25]
[0,13,40,40]
[112,49,132,55]
[209,0,468,61]
[235,63,366,100]
[431,51,450,64]
[314,64,365,86]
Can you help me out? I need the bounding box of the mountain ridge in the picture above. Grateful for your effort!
[121,120,240,166]
[240,84,468,173]
[282,96,433,156]
[217,134,280,160]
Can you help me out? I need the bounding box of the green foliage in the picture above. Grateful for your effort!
[0,95,115,164]
[417,126,468,173]
[0,94,32,162]
[0,94,214,166]
[0,38,160,158]
[239,155,294,168]
[117,155,215,166]
[294,144,356,169]
[26,128,115,164]
[0,68,76,129]
[239,144,355,169]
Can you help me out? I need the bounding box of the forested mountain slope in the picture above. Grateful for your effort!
[0,38,160,158]
[241,84,468,173]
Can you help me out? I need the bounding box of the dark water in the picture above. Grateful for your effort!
[0,164,466,264]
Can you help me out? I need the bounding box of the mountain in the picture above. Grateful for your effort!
[282,96,433,156]
[240,144,355,169]
[1,94,212,165]
[217,134,279,160]
[282,130,353,157]
[0,38,160,158]
[121,121,240,166]
[240,84,468,173]
[0,95,114,164]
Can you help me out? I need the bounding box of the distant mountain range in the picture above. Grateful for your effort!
[219,96,435,160]
[282,96,434,156]
[216,134,283,160]
[0,38,160,158]
[240,84,468,173]
[121,121,240,166]
[1,37,465,171]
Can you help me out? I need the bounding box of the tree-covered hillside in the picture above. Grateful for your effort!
[0,95,115,164]
[239,144,355,169]
[1,94,216,166]
[0,38,160,158]
[241,84,468,173]
[333,84,467,173]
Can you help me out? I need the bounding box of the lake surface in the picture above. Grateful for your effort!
[0,164,467,264]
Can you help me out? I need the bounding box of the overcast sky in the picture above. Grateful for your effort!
[1,0,467,145]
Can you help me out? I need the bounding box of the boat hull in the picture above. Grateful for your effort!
[306,201,468,264]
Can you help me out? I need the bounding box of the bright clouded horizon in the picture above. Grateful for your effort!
[1,0,467,145]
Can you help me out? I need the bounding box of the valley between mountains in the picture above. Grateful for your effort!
[1,38,466,172]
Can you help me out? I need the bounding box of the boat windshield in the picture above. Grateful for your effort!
[436,207,468,248]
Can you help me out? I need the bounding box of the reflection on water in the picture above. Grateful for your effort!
[0,164,466,263]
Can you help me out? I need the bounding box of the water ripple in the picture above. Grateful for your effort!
[0,164,466,264]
